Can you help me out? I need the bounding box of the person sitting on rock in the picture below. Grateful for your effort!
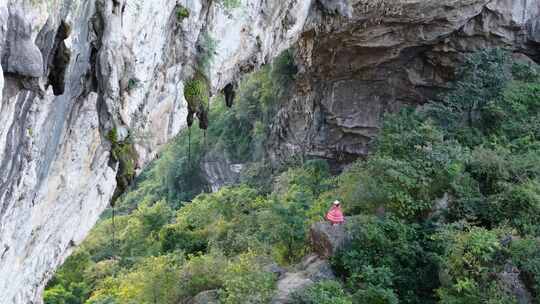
[326,200,345,225]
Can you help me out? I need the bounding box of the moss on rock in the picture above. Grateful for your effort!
[107,128,138,200]
[184,72,210,129]
[176,5,190,22]
[184,73,210,111]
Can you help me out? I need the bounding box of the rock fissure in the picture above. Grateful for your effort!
[46,21,71,96]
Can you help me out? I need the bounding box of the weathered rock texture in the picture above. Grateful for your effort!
[498,262,533,304]
[271,254,335,304]
[0,0,311,302]
[188,289,220,304]
[201,151,244,192]
[0,0,539,303]
[270,0,540,163]
[310,219,350,258]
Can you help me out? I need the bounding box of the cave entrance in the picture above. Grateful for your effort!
[47,21,71,96]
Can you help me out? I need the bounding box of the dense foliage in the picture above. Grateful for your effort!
[45,49,540,304]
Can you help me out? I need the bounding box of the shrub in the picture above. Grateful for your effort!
[436,227,518,304]
[292,280,353,304]
[510,238,540,298]
[221,252,276,304]
[427,48,510,145]
[159,224,207,254]
[44,285,79,304]
[483,81,540,141]
[352,284,399,304]
[85,277,121,304]
[177,253,227,299]
[116,255,182,303]
[363,111,469,220]
[157,126,209,203]
[490,180,540,236]
[171,185,270,256]
[259,195,310,264]
[271,49,298,91]
[511,61,539,83]
[260,163,333,263]
[333,216,439,303]
[176,5,189,22]
[117,201,174,261]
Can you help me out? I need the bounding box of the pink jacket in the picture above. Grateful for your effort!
[326,205,345,224]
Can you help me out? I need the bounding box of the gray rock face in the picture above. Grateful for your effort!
[269,0,540,165]
[188,289,220,304]
[317,0,352,17]
[0,0,313,303]
[271,254,335,304]
[2,7,43,77]
[201,151,244,192]
[310,220,350,258]
[0,0,539,303]
[498,263,533,304]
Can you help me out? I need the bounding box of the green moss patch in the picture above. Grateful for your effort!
[184,72,210,129]
[107,128,138,200]
[176,5,190,22]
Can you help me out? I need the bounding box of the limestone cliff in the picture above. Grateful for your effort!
[0,0,311,302]
[0,0,538,303]
[270,0,540,164]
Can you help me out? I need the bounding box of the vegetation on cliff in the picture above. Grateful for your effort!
[45,49,540,304]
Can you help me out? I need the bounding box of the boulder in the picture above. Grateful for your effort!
[271,254,335,304]
[272,272,313,304]
[188,289,220,304]
[264,262,287,279]
[309,220,350,258]
[498,263,533,304]
[3,10,43,77]
[301,254,335,282]
[428,193,450,221]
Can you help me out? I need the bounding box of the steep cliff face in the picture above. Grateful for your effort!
[0,0,539,303]
[270,0,540,164]
[0,0,312,302]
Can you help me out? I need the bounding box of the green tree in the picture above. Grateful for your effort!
[116,255,182,304]
[428,48,510,146]
[333,216,439,304]
[436,227,518,304]
[221,252,276,304]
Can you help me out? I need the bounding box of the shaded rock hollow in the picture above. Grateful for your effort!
[0,0,539,303]
[270,0,540,164]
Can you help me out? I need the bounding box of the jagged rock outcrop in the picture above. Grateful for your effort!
[201,151,244,192]
[271,254,335,304]
[270,221,346,303]
[0,0,540,303]
[310,220,350,258]
[498,262,533,304]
